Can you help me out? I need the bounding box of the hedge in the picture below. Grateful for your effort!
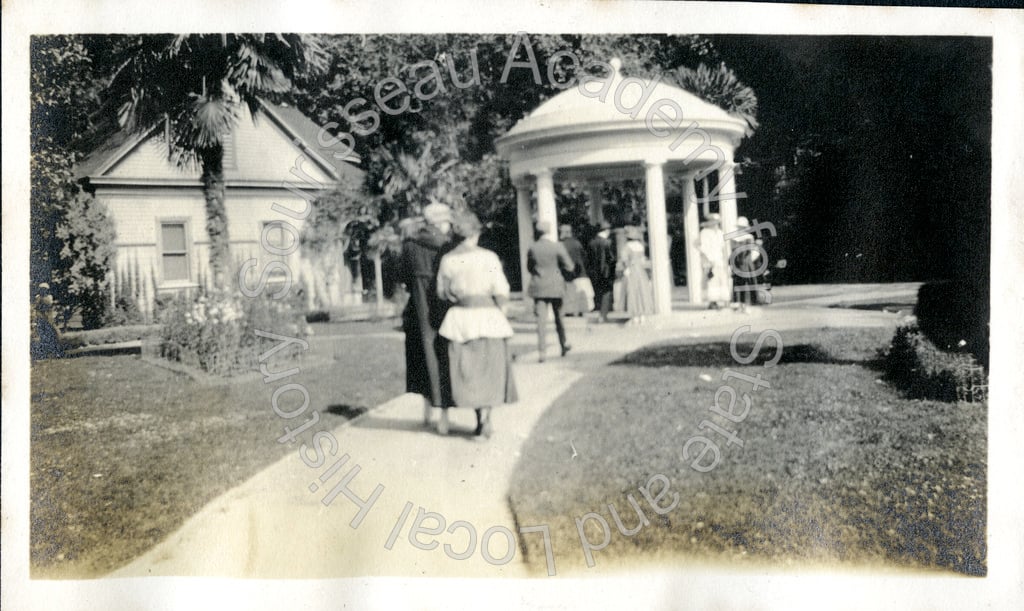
[883,321,987,403]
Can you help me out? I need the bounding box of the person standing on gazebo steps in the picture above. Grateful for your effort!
[618,226,655,325]
[730,216,758,312]
[559,224,593,319]
[587,221,617,324]
[699,213,730,309]
[401,202,454,427]
[527,220,575,362]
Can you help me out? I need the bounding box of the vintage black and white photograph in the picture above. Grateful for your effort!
[4,1,1023,609]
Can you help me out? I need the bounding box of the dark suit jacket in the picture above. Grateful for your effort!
[561,237,588,280]
[588,234,617,291]
[527,238,574,299]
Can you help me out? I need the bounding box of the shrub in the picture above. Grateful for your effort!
[915,280,988,368]
[30,284,64,360]
[157,289,310,376]
[305,310,330,323]
[104,295,148,326]
[51,192,117,329]
[61,324,158,350]
[883,321,987,402]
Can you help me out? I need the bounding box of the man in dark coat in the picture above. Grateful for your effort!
[401,202,453,425]
[527,220,575,361]
[559,224,590,317]
[587,221,617,323]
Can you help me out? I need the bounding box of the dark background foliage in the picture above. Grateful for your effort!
[31,34,991,303]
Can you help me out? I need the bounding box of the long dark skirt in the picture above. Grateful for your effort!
[447,338,518,407]
[404,323,451,407]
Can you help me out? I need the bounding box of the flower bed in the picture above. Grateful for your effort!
[157,290,310,376]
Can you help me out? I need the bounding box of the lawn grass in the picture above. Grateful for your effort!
[508,326,986,576]
[30,333,404,578]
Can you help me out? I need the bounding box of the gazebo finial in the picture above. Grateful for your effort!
[610,57,623,75]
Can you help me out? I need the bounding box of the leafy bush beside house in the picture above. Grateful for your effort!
[51,192,117,330]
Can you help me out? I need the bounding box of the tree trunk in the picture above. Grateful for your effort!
[373,252,384,311]
[199,145,229,288]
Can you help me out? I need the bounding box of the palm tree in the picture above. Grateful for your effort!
[104,34,329,286]
[378,140,464,216]
[669,62,759,134]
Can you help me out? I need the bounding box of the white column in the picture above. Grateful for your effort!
[514,178,534,299]
[716,159,740,301]
[682,175,704,305]
[717,159,740,244]
[535,169,557,231]
[644,161,672,315]
[586,180,604,225]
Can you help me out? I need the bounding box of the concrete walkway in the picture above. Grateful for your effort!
[110,290,907,579]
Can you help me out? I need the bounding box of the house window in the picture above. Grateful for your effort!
[160,221,191,282]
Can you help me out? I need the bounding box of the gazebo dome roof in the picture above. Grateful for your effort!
[500,59,744,143]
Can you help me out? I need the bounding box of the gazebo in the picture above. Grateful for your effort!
[494,59,750,313]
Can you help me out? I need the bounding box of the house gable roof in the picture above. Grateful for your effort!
[256,100,364,186]
[76,101,363,187]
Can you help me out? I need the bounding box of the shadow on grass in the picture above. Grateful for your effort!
[612,341,885,369]
[828,302,914,313]
[326,404,370,419]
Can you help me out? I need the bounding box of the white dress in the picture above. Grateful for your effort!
[699,226,730,305]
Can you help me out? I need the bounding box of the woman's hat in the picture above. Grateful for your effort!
[625,226,642,240]
[535,220,553,236]
[423,202,453,226]
[452,210,483,238]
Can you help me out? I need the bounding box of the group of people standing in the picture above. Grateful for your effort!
[400,205,660,438]
[699,213,769,310]
[525,219,658,362]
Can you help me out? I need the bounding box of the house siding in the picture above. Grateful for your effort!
[105,137,199,180]
[229,112,334,185]
[96,187,361,318]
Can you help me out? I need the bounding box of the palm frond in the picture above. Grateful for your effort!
[670,62,759,134]
[189,94,239,148]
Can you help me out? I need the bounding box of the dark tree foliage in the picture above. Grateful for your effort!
[712,36,991,286]
[33,34,990,303]
[30,36,117,330]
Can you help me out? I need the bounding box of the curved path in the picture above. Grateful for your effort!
[111,291,906,579]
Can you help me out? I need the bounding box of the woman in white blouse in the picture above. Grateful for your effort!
[435,211,518,437]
